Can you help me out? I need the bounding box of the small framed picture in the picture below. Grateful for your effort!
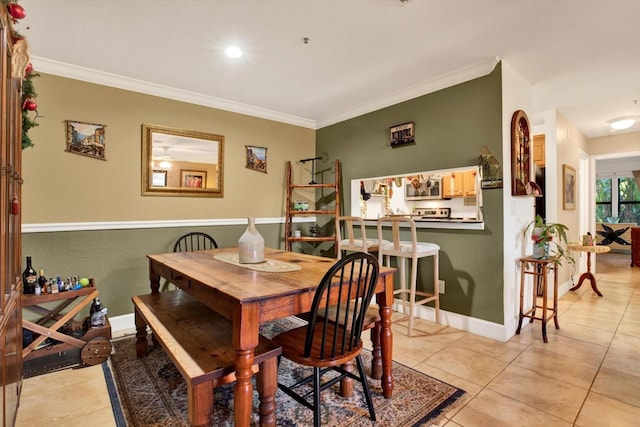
[390,122,415,147]
[245,145,267,173]
[181,169,207,188]
[563,164,576,210]
[65,120,106,160]
[151,170,167,187]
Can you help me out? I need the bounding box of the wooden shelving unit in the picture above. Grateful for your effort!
[285,160,340,252]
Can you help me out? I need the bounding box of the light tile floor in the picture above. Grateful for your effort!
[16,253,639,426]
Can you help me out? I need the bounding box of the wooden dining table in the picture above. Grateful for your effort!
[146,247,396,426]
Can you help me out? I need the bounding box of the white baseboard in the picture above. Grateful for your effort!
[111,279,574,343]
[110,304,511,343]
[110,313,135,334]
[393,301,511,342]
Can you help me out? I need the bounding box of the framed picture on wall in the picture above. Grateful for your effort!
[245,145,267,173]
[389,122,415,147]
[181,169,207,188]
[563,164,576,210]
[65,120,106,161]
[152,170,167,187]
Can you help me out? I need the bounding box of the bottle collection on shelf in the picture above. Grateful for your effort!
[22,256,92,296]
[22,256,107,328]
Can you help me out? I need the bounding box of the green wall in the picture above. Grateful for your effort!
[23,223,284,318]
[22,65,505,325]
[317,64,504,323]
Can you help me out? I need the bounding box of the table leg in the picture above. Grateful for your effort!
[516,260,525,335]
[134,308,148,357]
[149,261,161,294]
[569,252,603,296]
[377,274,394,399]
[369,322,383,380]
[233,306,259,427]
[256,357,277,427]
[541,266,548,343]
[553,265,560,329]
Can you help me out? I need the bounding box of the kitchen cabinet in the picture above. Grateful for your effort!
[443,169,477,198]
[533,135,545,167]
[443,172,462,198]
[463,169,478,197]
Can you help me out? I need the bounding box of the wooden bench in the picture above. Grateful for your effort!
[132,290,281,426]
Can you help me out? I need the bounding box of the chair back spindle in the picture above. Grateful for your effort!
[173,232,218,252]
[304,252,379,361]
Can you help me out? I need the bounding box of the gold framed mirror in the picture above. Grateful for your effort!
[141,124,224,197]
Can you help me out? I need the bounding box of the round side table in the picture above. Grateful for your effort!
[567,244,610,296]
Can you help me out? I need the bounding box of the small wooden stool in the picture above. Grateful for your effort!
[516,256,558,343]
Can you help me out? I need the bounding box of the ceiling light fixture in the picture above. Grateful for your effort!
[609,116,637,130]
[225,46,242,58]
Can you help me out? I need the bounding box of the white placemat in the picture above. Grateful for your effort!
[213,252,302,272]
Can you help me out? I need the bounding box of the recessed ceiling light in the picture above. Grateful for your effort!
[609,116,637,130]
[225,46,242,58]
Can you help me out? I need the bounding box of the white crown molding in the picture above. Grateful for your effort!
[32,56,498,132]
[31,56,316,129]
[21,217,316,233]
[316,58,499,129]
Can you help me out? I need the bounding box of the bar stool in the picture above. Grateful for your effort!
[336,216,386,259]
[335,215,389,379]
[377,216,440,336]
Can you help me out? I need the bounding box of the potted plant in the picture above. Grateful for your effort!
[524,215,575,265]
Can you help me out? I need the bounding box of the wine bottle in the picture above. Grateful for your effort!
[90,297,102,315]
[50,277,59,294]
[22,256,37,294]
[38,270,48,294]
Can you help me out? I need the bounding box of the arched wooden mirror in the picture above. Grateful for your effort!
[141,124,224,197]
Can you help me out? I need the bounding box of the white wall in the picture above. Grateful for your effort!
[501,61,535,340]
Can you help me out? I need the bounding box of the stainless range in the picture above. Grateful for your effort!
[412,207,451,220]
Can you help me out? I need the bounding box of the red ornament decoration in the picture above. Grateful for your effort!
[7,3,26,21]
[23,99,37,111]
[25,62,33,76]
[12,196,19,216]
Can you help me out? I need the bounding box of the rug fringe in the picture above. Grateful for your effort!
[413,388,466,426]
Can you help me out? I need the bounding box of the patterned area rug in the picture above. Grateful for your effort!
[107,318,464,426]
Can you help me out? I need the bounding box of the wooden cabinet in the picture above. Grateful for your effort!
[533,135,545,167]
[443,169,477,198]
[0,7,28,425]
[443,172,462,198]
[463,169,478,197]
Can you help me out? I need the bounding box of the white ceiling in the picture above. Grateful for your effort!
[18,0,640,138]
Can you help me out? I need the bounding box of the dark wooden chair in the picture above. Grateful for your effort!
[162,232,218,291]
[173,231,218,252]
[272,252,379,427]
